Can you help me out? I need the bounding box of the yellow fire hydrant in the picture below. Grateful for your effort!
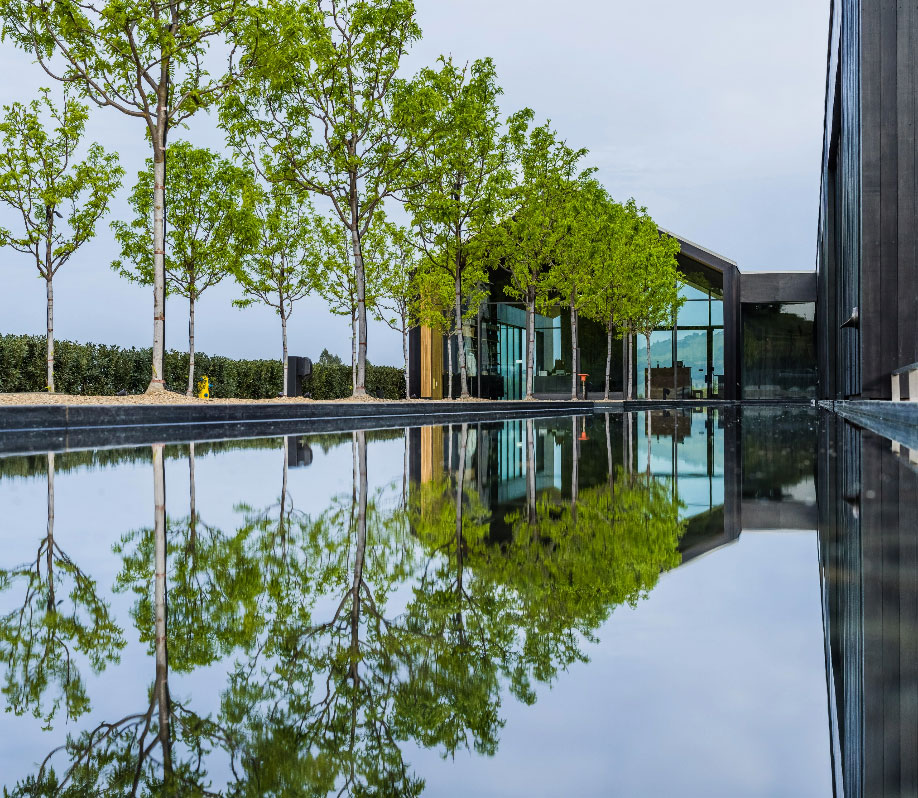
[197,375,211,399]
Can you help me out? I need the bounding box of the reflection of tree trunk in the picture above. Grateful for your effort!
[350,431,368,683]
[447,423,453,473]
[188,442,196,547]
[646,410,652,475]
[627,412,634,478]
[46,452,55,613]
[152,443,173,776]
[402,429,408,508]
[455,423,468,639]
[571,416,579,522]
[605,413,613,491]
[281,438,289,550]
[526,419,536,523]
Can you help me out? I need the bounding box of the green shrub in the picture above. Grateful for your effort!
[0,334,405,400]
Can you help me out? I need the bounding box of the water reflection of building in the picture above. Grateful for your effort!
[409,406,819,564]
[818,412,918,798]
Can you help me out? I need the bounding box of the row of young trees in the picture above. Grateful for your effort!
[0,0,682,400]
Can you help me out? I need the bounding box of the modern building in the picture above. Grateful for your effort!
[408,234,817,401]
[817,0,918,399]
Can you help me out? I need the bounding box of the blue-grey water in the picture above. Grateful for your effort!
[0,407,910,796]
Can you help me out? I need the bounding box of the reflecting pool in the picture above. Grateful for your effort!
[0,407,913,796]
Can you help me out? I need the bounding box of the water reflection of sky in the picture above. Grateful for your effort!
[0,411,835,796]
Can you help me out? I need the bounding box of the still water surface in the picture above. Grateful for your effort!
[0,407,910,796]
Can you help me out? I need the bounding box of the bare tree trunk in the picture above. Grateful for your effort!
[349,181,368,396]
[455,267,469,398]
[46,452,55,613]
[351,309,358,394]
[526,418,536,523]
[46,276,55,393]
[645,333,652,400]
[526,290,535,399]
[151,443,172,773]
[626,331,633,401]
[447,330,454,400]
[570,296,578,399]
[281,297,289,398]
[186,294,195,396]
[402,316,410,399]
[604,319,613,400]
[148,134,167,394]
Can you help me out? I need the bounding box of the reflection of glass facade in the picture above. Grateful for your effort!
[636,409,725,521]
[636,257,725,399]
[741,303,817,399]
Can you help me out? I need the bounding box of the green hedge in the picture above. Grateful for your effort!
[0,334,405,400]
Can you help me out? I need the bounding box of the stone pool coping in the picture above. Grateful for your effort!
[0,399,594,455]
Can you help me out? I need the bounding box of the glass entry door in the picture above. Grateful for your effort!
[498,323,524,400]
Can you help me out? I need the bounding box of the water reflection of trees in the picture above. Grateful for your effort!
[0,452,124,727]
[5,418,687,796]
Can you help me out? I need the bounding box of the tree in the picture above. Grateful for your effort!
[548,178,609,399]
[113,142,256,395]
[222,0,439,396]
[482,118,588,398]
[233,184,322,397]
[0,90,122,393]
[617,219,682,400]
[582,197,639,399]
[1,0,248,392]
[371,220,419,400]
[314,213,383,392]
[403,57,512,399]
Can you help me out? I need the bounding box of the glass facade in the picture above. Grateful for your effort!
[445,298,622,399]
[635,257,725,399]
[741,302,817,399]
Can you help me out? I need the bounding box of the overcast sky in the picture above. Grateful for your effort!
[0,0,829,367]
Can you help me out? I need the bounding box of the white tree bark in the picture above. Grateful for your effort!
[46,276,55,393]
[281,300,289,398]
[645,334,652,400]
[149,144,167,394]
[604,320,614,400]
[626,332,633,401]
[349,190,368,396]
[526,291,536,399]
[570,297,579,399]
[454,266,469,398]
[401,315,410,399]
[186,294,195,396]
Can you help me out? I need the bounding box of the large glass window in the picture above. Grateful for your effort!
[634,257,725,399]
[741,303,816,399]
